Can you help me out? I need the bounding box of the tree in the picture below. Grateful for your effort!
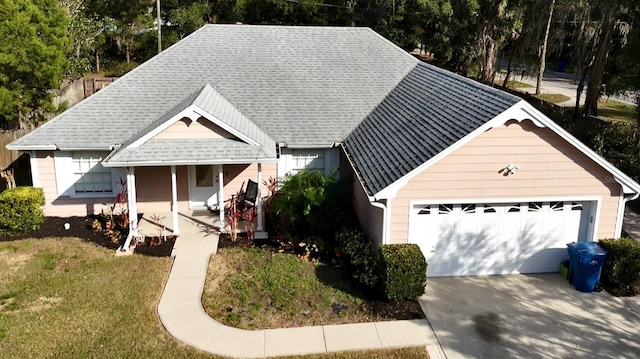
[536,0,556,94]
[0,0,70,128]
[60,0,109,76]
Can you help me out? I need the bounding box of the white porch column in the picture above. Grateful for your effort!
[129,167,138,233]
[256,163,263,231]
[121,166,138,252]
[171,165,180,235]
[218,165,225,232]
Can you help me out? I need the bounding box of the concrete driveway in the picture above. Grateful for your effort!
[418,274,640,358]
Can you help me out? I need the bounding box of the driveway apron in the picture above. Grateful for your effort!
[419,274,640,358]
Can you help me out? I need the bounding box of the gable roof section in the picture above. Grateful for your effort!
[8,25,417,151]
[344,62,521,196]
[104,84,277,166]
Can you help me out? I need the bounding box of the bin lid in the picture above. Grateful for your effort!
[567,242,607,256]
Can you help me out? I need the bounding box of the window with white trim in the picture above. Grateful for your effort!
[72,152,113,194]
[290,150,325,175]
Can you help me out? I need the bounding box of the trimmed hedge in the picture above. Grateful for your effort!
[598,238,640,296]
[379,244,427,301]
[336,228,380,288]
[0,187,45,236]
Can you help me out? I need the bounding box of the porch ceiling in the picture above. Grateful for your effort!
[103,138,277,166]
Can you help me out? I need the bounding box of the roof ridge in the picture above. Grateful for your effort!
[196,83,278,145]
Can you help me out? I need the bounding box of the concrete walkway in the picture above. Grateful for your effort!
[157,216,441,358]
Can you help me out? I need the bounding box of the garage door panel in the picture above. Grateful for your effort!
[410,200,592,277]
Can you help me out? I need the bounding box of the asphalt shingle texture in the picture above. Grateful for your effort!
[344,63,521,195]
[10,25,416,150]
[108,139,273,164]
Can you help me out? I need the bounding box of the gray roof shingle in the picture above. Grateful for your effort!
[9,24,524,195]
[10,25,416,150]
[344,63,521,195]
[107,138,273,165]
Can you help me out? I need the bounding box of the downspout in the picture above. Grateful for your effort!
[370,200,388,246]
[615,190,639,239]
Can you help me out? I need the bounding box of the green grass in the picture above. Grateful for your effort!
[505,80,533,89]
[203,247,389,330]
[532,93,571,104]
[0,238,428,358]
[597,98,637,124]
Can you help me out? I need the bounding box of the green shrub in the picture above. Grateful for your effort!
[379,244,427,301]
[266,170,354,254]
[598,238,640,296]
[0,187,45,236]
[336,228,380,288]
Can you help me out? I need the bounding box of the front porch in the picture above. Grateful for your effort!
[134,210,256,240]
[115,162,275,253]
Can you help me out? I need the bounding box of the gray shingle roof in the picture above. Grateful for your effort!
[10,25,416,150]
[344,63,521,195]
[117,83,276,160]
[106,139,274,165]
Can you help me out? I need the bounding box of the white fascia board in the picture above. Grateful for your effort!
[374,99,640,200]
[102,158,279,167]
[5,144,57,151]
[128,105,260,149]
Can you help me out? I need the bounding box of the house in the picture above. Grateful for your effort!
[8,25,640,277]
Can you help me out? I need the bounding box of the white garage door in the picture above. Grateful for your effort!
[408,201,594,277]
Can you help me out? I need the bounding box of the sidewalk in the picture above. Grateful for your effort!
[157,218,442,358]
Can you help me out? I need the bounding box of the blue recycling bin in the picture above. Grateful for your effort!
[567,242,608,292]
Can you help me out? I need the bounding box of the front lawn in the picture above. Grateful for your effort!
[532,93,571,104]
[202,246,425,330]
[597,98,637,124]
[0,237,209,358]
[0,233,428,358]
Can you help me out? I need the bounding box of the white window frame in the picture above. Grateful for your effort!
[277,147,340,179]
[72,152,113,195]
[54,151,120,198]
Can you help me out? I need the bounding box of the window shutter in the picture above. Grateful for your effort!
[53,151,75,196]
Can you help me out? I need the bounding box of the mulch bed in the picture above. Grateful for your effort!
[0,216,110,246]
[0,216,176,256]
[217,232,426,322]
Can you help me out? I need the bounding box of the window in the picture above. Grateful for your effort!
[508,203,521,213]
[438,204,453,214]
[461,204,476,214]
[72,152,112,194]
[528,202,543,212]
[483,204,496,213]
[550,201,564,212]
[571,202,583,211]
[290,150,325,175]
[195,165,214,187]
[417,205,431,215]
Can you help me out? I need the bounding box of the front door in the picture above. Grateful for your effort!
[188,165,219,209]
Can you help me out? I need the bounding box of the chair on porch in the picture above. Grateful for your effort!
[238,179,259,212]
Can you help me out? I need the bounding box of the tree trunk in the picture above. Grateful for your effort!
[95,50,100,74]
[584,5,619,116]
[536,0,556,95]
[477,1,505,83]
[574,68,588,120]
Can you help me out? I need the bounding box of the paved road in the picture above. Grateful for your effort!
[495,59,636,108]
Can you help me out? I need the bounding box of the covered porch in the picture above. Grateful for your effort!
[111,161,274,253]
